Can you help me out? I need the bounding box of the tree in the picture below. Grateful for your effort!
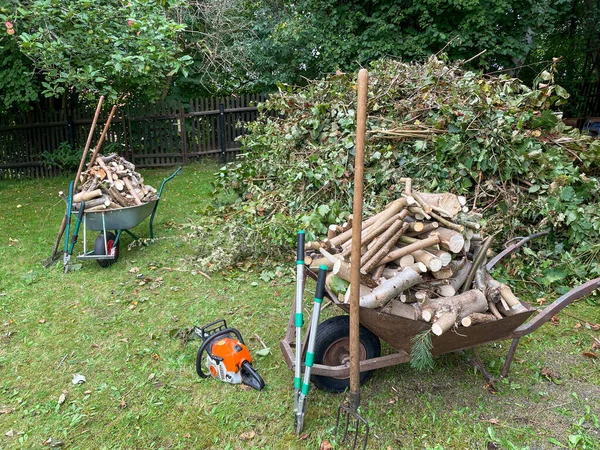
[223,0,565,89]
[520,0,600,116]
[1,0,191,105]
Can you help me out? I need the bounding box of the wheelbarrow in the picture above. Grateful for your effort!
[280,240,600,392]
[64,167,181,269]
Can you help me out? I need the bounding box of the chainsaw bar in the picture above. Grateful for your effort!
[241,361,265,391]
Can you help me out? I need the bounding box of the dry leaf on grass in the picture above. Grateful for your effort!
[240,431,256,441]
[319,440,333,450]
[540,367,561,382]
[582,351,598,359]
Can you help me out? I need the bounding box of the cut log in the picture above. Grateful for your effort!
[359,268,422,309]
[407,221,424,233]
[412,250,443,272]
[461,312,497,327]
[427,248,452,266]
[418,192,463,217]
[380,299,420,320]
[343,284,372,304]
[73,189,102,203]
[309,257,334,271]
[332,259,378,289]
[327,210,384,247]
[431,266,454,279]
[327,224,337,240]
[73,195,110,210]
[397,254,415,267]
[425,227,465,253]
[499,283,528,314]
[425,289,488,335]
[124,178,142,205]
[341,210,407,256]
[360,219,406,267]
[361,222,409,273]
[378,235,440,266]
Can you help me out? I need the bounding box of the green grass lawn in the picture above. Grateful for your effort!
[0,163,598,449]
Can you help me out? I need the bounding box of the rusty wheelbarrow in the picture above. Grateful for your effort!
[280,241,600,392]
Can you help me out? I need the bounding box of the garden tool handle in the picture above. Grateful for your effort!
[349,68,368,411]
[296,230,305,263]
[73,96,104,191]
[88,104,118,169]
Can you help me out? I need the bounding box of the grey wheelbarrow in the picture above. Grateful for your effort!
[63,167,181,270]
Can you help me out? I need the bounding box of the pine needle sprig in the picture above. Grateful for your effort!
[410,330,434,371]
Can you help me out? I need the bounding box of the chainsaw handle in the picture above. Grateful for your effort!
[195,327,245,378]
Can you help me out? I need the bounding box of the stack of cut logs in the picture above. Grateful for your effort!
[66,154,157,212]
[304,178,527,337]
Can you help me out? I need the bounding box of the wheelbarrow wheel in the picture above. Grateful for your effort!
[95,232,119,268]
[311,315,380,393]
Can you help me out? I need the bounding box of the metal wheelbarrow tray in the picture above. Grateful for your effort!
[280,241,600,387]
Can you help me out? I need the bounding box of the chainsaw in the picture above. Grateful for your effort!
[194,319,265,390]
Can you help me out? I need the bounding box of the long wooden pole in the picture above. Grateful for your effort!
[87,104,118,169]
[349,69,368,412]
[73,96,104,191]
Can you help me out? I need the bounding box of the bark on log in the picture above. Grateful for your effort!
[327,210,384,247]
[332,259,378,289]
[360,219,406,266]
[426,290,488,335]
[380,299,420,320]
[73,195,110,210]
[359,268,422,309]
[124,177,142,205]
[378,235,440,266]
[461,312,497,327]
[73,189,102,203]
[361,222,409,273]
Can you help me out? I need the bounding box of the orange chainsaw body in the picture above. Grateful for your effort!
[209,337,253,376]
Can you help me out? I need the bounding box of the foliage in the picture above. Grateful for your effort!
[1,163,598,449]
[2,0,190,102]
[520,0,600,116]
[208,56,600,288]
[410,330,434,371]
[0,38,39,112]
[232,0,566,89]
[41,142,81,171]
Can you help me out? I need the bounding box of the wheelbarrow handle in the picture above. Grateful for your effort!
[149,167,182,239]
[512,276,600,338]
[157,167,182,199]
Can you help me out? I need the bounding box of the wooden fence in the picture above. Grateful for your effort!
[0,93,268,180]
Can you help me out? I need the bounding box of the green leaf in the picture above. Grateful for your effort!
[255,348,271,356]
[317,204,330,217]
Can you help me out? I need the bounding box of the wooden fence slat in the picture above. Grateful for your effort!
[1,94,266,179]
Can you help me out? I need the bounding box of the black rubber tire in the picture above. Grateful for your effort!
[311,315,381,393]
[95,232,119,268]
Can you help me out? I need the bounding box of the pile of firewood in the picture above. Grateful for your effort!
[66,154,157,212]
[304,178,527,337]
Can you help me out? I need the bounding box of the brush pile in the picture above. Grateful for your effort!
[305,178,527,337]
[68,154,157,211]
[204,55,600,284]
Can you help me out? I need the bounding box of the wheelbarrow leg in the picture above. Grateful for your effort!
[458,348,496,388]
[501,338,521,378]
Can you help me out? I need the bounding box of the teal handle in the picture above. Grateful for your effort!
[157,167,182,199]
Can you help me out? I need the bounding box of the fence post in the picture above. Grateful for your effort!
[219,102,226,163]
[179,101,188,164]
